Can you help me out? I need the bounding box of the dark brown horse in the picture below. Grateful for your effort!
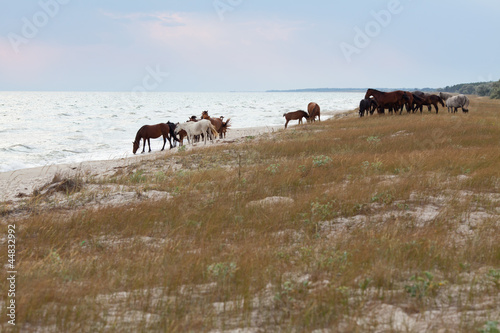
[307,102,321,122]
[402,91,414,113]
[359,98,378,117]
[283,110,309,129]
[365,89,407,114]
[219,116,231,138]
[412,93,445,114]
[132,122,178,154]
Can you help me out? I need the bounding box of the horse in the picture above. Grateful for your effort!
[365,89,407,115]
[283,110,309,129]
[307,102,321,122]
[174,119,218,145]
[412,93,445,114]
[201,111,229,139]
[446,95,470,113]
[376,94,409,115]
[132,123,178,154]
[439,92,454,101]
[359,98,378,117]
[176,116,203,146]
[412,91,431,113]
[402,91,414,113]
[220,117,231,138]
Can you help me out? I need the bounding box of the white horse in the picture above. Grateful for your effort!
[439,92,454,101]
[174,119,218,145]
[446,94,470,113]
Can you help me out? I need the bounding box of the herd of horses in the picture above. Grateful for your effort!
[132,111,230,154]
[132,91,471,154]
[359,89,470,117]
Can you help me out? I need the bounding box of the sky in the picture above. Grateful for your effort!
[0,0,499,92]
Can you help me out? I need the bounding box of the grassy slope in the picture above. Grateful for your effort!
[1,97,500,332]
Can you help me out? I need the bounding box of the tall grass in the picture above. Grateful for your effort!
[1,97,499,332]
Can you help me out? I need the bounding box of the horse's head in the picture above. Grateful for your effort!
[201,111,209,119]
[438,97,445,107]
[132,140,139,154]
[365,88,374,99]
[174,122,183,134]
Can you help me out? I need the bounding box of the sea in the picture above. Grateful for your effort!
[0,91,364,173]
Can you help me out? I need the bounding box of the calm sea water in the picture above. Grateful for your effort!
[0,91,363,172]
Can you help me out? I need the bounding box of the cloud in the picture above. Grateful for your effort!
[101,10,186,27]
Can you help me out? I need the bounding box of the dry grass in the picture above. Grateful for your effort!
[1,96,500,332]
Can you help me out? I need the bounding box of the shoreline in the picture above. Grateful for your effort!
[0,125,282,202]
[0,110,353,203]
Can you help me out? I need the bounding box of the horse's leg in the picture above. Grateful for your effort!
[142,138,146,153]
[161,136,166,151]
[167,134,173,149]
[147,138,152,152]
[284,119,289,129]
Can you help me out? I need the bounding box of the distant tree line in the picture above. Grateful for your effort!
[440,80,500,99]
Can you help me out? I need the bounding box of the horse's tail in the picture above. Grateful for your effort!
[209,123,218,138]
[283,113,286,117]
[223,118,231,129]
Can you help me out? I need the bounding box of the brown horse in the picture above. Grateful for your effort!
[307,102,321,122]
[412,93,445,114]
[201,111,230,139]
[132,122,177,154]
[402,91,414,113]
[283,110,309,129]
[201,111,222,139]
[365,89,407,114]
[219,116,231,138]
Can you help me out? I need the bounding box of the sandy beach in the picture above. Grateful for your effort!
[0,108,349,204]
[0,125,283,203]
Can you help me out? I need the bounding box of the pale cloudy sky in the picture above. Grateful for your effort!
[1,0,499,91]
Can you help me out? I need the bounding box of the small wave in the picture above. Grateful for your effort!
[62,148,88,154]
[6,144,36,152]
